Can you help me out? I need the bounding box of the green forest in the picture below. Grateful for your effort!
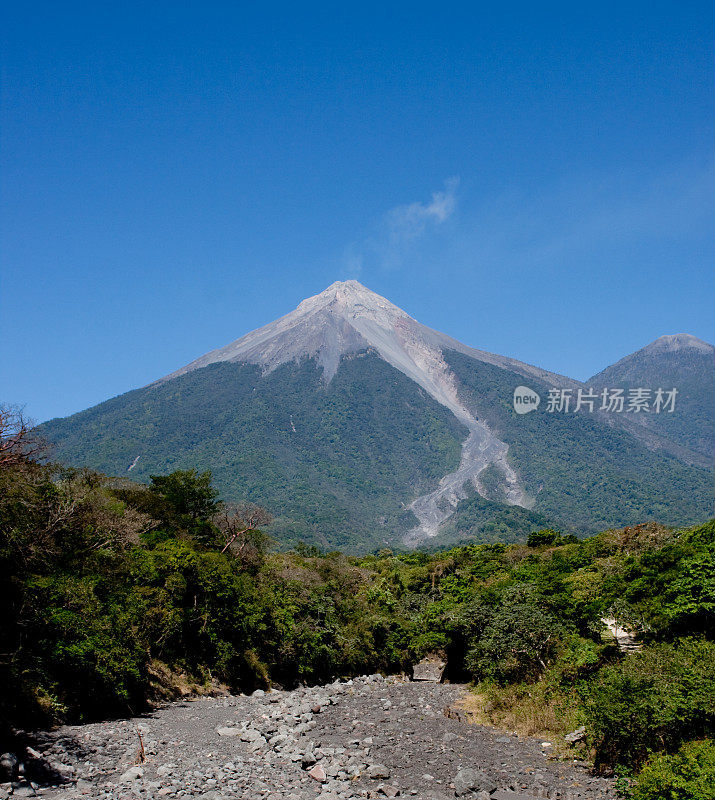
[38,355,468,552]
[444,349,715,533]
[2,443,714,798]
[38,351,715,552]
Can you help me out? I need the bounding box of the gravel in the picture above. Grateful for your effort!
[4,675,615,800]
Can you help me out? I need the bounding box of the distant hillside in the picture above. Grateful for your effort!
[38,282,714,552]
[41,354,467,552]
[444,349,715,533]
[590,334,714,460]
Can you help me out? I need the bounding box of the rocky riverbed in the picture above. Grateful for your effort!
[3,676,615,800]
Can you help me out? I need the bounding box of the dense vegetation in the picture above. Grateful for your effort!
[445,349,715,533]
[436,486,556,548]
[590,343,715,460]
[39,349,714,551]
[39,354,467,552]
[2,450,713,797]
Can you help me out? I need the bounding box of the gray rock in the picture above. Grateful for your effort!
[13,789,35,799]
[0,754,18,782]
[119,764,144,783]
[367,763,391,779]
[453,768,494,796]
[564,726,586,744]
[308,763,327,782]
[412,657,446,682]
[24,747,41,762]
[49,760,75,777]
[216,726,242,737]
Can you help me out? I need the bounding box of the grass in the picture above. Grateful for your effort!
[146,660,231,704]
[456,682,582,750]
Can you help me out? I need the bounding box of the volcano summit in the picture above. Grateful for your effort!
[40,281,714,551]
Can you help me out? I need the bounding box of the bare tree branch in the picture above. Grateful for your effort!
[212,502,273,557]
[0,405,49,468]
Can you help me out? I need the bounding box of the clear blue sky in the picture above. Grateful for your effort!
[2,1,713,422]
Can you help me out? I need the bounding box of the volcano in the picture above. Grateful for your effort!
[39,281,714,551]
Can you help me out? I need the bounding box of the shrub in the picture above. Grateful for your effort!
[631,739,715,800]
[527,529,561,547]
[464,584,564,683]
[584,638,715,771]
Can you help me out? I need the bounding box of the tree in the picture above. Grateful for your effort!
[0,405,47,469]
[663,553,715,637]
[632,740,715,800]
[149,469,219,522]
[527,529,561,548]
[464,584,563,682]
[212,502,273,564]
[585,639,715,771]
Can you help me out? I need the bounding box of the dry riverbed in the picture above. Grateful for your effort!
[4,676,615,800]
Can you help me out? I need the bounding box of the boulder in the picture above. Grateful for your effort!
[453,768,495,796]
[239,728,263,743]
[412,656,446,682]
[118,765,144,783]
[216,727,241,737]
[308,763,327,782]
[0,753,18,781]
[367,763,391,779]
[564,726,586,744]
